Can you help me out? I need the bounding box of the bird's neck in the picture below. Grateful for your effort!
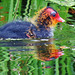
[30,14,56,29]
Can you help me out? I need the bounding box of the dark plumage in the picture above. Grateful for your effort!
[0,21,53,39]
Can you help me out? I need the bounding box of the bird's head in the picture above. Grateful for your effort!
[43,50,64,61]
[35,7,65,28]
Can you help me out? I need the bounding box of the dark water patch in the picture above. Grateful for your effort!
[0,39,52,47]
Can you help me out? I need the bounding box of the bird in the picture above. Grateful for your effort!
[0,6,65,39]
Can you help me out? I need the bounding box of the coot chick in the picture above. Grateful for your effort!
[0,7,65,39]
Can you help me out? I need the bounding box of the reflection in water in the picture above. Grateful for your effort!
[0,39,64,61]
[0,38,74,74]
[34,39,64,61]
[3,38,64,75]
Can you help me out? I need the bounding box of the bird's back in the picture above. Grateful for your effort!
[0,21,33,38]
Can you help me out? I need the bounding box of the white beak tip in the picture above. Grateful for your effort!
[62,19,65,22]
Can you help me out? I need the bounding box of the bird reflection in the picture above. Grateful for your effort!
[34,39,64,61]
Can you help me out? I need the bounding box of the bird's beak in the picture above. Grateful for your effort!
[57,17,65,22]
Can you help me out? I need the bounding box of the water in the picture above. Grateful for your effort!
[0,0,75,75]
[0,38,75,75]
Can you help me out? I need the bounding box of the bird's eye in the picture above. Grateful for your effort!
[51,12,56,17]
[52,14,56,17]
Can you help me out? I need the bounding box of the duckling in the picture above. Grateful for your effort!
[0,6,65,39]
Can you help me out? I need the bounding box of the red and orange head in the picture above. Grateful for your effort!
[37,7,65,27]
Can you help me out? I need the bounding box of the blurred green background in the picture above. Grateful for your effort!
[0,0,75,75]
